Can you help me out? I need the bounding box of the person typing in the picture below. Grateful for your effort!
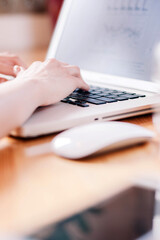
[0,52,89,139]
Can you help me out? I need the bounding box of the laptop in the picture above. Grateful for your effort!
[12,0,160,137]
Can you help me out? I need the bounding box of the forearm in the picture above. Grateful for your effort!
[0,78,40,138]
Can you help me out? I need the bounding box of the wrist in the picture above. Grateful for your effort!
[0,76,42,135]
[14,76,42,108]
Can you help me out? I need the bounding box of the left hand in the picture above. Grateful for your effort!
[0,52,27,77]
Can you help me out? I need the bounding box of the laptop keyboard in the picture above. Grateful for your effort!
[61,85,146,107]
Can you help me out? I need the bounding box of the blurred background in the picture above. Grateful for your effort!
[0,0,63,51]
[0,0,46,13]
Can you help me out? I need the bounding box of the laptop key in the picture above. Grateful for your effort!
[103,90,118,94]
[75,101,89,107]
[136,94,146,97]
[89,90,102,95]
[116,96,129,101]
[104,94,118,99]
[112,90,126,94]
[109,92,127,96]
[71,95,87,101]
[72,95,100,101]
[61,98,69,103]
[121,94,139,99]
[85,94,102,99]
[69,93,83,98]
[97,97,118,103]
[81,93,99,98]
[66,99,77,105]
[85,98,106,105]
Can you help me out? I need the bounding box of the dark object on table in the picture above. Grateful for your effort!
[28,186,155,240]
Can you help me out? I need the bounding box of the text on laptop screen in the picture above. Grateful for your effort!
[55,0,160,82]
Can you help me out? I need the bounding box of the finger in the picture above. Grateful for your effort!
[27,61,42,71]
[11,56,27,69]
[44,58,57,66]
[0,54,27,69]
[58,60,69,66]
[66,66,81,78]
[80,81,90,91]
[0,63,15,76]
[13,65,25,76]
[46,58,69,67]
[0,59,15,67]
[75,77,90,91]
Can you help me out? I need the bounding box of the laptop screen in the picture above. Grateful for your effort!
[55,0,160,82]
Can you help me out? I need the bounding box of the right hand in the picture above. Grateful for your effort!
[14,58,89,106]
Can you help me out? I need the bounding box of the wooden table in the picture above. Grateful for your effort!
[0,48,160,236]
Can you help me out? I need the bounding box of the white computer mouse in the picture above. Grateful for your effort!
[51,121,155,159]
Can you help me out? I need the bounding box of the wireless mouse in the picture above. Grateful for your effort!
[51,121,154,159]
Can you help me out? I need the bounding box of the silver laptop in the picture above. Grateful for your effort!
[12,0,160,137]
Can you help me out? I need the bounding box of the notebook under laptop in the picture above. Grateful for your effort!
[12,0,160,137]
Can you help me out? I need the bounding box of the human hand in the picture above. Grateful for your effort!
[15,59,89,106]
[0,52,27,77]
